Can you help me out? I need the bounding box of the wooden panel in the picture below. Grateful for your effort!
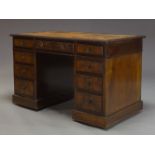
[75,58,103,75]
[14,38,34,48]
[77,44,103,56]
[35,40,74,53]
[106,39,142,58]
[75,91,102,113]
[15,79,34,97]
[14,64,34,80]
[14,51,34,65]
[76,74,102,94]
[104,53,142,115]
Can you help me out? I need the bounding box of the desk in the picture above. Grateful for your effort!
[11,31,145,128]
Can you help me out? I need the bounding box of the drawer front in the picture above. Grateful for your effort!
[35,40,74,53]
[14,64,34,80]
[77,44,103,56]
[76,74,102,94]
[14,51,34,65]
[75,58,103,75]
[15,79,34,97]
[14,38,34,48]
[75,91,102,113]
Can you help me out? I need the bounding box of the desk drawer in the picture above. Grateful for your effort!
[75,91,102,113]
[76,74,102,94]
[75,58,103,75]
[14,38,34,48]
[35,40,74,53]
[14,51,34,65]
[77,44,103,56]
[15,79,34,97]
[14,64,34,80]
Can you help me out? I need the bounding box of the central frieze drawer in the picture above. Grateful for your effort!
[14,64,34,80]
[35,40,74,53]
[75,91,102,113]
[76,74,102,94]
[75,58,103,75]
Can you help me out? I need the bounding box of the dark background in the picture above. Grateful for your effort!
[0,20,154,134]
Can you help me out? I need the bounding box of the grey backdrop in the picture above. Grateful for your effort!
[0,20,155,134]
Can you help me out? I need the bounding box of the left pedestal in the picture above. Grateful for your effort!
[12,46,40,110]
[12,37,74,110]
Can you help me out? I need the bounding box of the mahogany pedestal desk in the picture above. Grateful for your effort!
[11,32,145,129]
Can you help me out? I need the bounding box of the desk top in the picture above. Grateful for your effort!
[11,31,145,43]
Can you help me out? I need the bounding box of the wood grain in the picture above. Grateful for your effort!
[35,39,74,53]
[75,58,103,75]
[11,31,145,43]
[76,74,102,94]
[72,101,143,129]
[77,43,103,56]
[11,31,144,129]
[14,79,34,97]
[104,52,142,115]
[14,51,34,65]
[14,64,34,80]
[14,38,34,48]
[75,91,102,113]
